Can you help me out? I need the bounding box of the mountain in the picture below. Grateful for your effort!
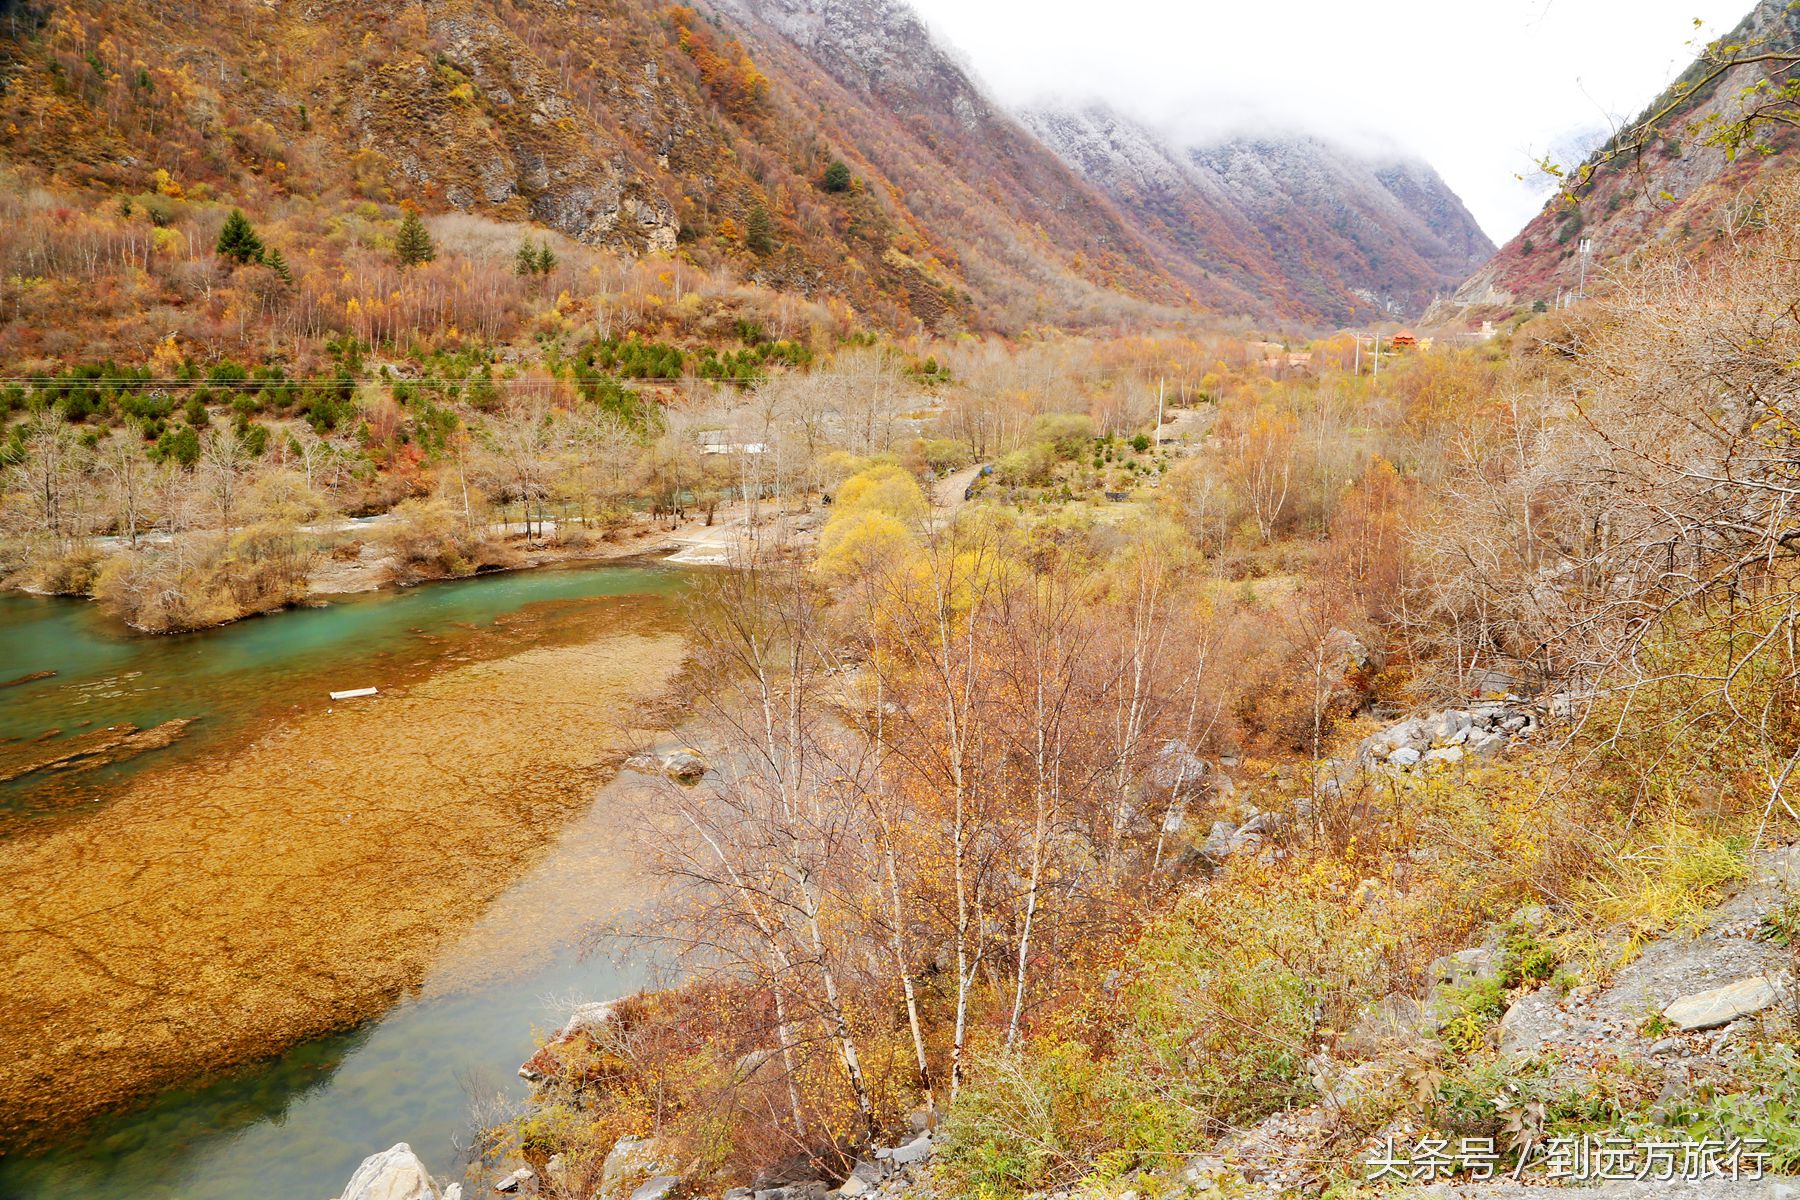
[0,0,1488,333]
[1448,0,1800,308]
[1022,101,1495,324]
[0,0,1200,334]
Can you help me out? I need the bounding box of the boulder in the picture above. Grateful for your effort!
[874,1134,935,1167]
[754,1185,828,1200]
[335,1144,443,1200]
[599,1136,663,1200]
[1421,746,1464,766]
[1466,731,1506,758]
[494,1167,537,1195]
[1388,746,1421,767]
[661,749,707,783]
[1425,710,1472,743]
[628,1177,680,1200]
[1663,975,1782,1031]
[1200,820,1237,862]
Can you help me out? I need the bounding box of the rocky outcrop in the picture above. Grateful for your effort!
[1356,699,1541,770]
[332,1143,461,1200]
[519,999,623,1084]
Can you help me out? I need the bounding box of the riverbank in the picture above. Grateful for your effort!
[4,500,817,633]
[0,598,690,1149]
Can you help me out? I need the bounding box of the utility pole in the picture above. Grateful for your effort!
[1155,377,1165,445]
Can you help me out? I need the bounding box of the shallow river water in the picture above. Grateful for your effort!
[0,563,693,1199]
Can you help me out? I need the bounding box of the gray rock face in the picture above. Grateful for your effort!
[874,1134,935,1166]
[1663,975,1783,1031]
[628,1176,681,1200]
[335,1144,444,1200]
[493,1166,536,1195]
[753,1184,827,1200]
[1200,820,1237,862]
[599,1137,663,1200]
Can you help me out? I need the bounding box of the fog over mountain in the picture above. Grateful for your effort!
[907,0,1752,240]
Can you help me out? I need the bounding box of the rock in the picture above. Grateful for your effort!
[1200,820,1236,862]
[599,1136,663,1200]
[874,1135,935,1167]
[724,1190,754,1200]
[1342,993,1431,1056]
[1662,975,1782,1031]
[661,749,707,783]
[336,1144,443,1200]
[1181,1154,1227,1190]
[520,999,621,1082]
[1425,710,1472,743]
[1498,990,1596,1056]
[1388,746,1421,767]
[1466,731,1506,758]
[1422,746,1464,765]
[835,1178,871,1198]
[755,1185,827,1200]
[629,1177,680,1200]
[906,1105,937,1135]
[1147,739,1208,789]
[1649,1037,1683,1056]
[494,1167,537,1194]
[1429,946,1495,990]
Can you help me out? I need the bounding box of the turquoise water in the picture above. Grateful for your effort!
[0,562,687,817]
[0,943,649,1200]
[0,562,686,1198]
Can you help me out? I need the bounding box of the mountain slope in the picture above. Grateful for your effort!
[1450,0,1800,307]
[0,0,1193,334]
[1023,101,1495,324]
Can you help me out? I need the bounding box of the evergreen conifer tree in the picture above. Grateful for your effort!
[394,208,436,267]
[215,209,264,265]
[746,204,775,255]
[265,247,293,283]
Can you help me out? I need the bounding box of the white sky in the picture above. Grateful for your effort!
[903,0,1755,241]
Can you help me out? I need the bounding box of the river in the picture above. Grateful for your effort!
[0,562,696,1199]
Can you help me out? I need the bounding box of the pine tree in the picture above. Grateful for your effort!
[514,238,539,277]
[534,241,557,275]
[746,204,775,255]
[265,247,293,284]
[822,160,852,193]
[394,208,436,267]
[215,209,264,265]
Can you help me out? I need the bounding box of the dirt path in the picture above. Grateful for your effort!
[934,463,985,509]
[0,608,687,1148]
